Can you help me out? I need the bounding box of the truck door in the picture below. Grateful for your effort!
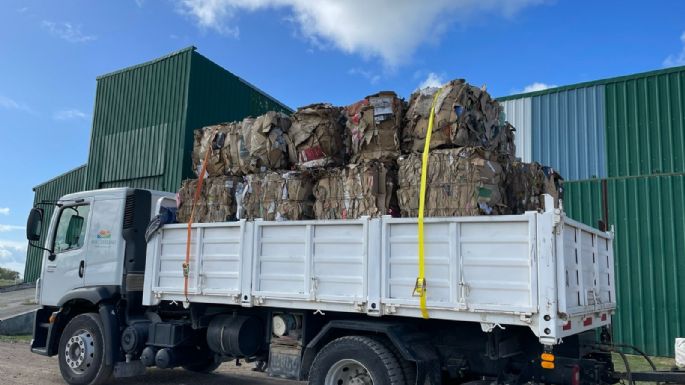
[84,198,125,287]
[40,203,92,306]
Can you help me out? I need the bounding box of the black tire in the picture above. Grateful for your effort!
[373,337,416,385]
[182,355,222,373]
[58,313,113,385]
[309,335,405,385]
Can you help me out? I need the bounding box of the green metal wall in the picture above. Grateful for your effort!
[84,46,291,193]
[608,174,685,356]
[84,47,193,192]
[605,67,685,178]
[24,165,87,282]
[565,176,685,356]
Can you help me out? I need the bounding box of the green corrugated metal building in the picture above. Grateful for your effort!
[501,64,685,356]
[86,46,290,191]
[24,46,291,282]
[24,165,87,282]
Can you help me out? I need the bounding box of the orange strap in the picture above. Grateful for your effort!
[183,131,215,304]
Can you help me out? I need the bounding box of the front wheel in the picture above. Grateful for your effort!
[308,336,405,385]
[58,313,113,385]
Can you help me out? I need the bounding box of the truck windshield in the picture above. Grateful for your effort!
[54,205,90,253]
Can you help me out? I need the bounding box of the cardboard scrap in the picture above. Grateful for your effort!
[176,176,243,223]
[236,171,314,221]
[192,123,243,177]
[313,161,397,220]
[505,161,563,213]
[240,112,296,173]
[396,147,506,217]
[290,103,346,169]
[344,92,404,162]
[403,79,515,156]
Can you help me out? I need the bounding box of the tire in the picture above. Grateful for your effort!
[58,313,113,385]
[182,355,222,373]
[308,335,405,385]
[373,337,416,385]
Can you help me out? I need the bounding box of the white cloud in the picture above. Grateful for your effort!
[348,67,380,85]
[54,109,89,121]
[417,72,445,90]
[0,240,27,278]
[0,95,32,113]
[0,225,24,232]
[42,21,97,43]
[0,208,9,215]
[520,82,557,93]
[177,0,544,66]
[664,31,685,67]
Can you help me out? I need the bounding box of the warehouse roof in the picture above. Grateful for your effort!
[497,63,685,101]
[33,164,87,191]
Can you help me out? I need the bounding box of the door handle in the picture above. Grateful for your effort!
[79,260,84,278]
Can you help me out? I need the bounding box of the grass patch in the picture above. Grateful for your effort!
[0,335,32,344]
[0,279,18,287]
[612,353,676,384]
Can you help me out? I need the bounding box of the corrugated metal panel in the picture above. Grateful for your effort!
[563,179,604,228]
[606,68,685,178]
[85,47,193,192]
[24,165,87,282]
[501,97,532,162]
[608,174,685,357]
[531,85,607,181]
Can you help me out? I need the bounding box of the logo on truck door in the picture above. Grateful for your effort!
[96,230,111,239]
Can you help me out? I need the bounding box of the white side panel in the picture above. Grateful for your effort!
[382,216,536,314]
[252,220,368,305]
[557,217,616,316]
[152,226,199,294]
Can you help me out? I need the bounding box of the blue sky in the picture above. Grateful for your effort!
[1,0,684,276]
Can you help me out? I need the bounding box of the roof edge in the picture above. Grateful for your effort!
[497,63,685,101]
[33,164,87,191]
[96,46,196,81]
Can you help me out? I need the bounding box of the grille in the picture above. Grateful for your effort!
[123,194,135,229]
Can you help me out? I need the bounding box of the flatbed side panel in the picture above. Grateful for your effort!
[252,219,369,305]
[381,215,537,314]
[557,217,616,317]
[144,222,246,305]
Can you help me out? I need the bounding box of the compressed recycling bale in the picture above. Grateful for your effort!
[236,171,314,221]
[176,176,243,223]
[505,162,564,214]
[290,103,346,169]
[402,79,515,156]
[313,161,398,219]
[192,122,242,177]
[239,112,296,173]
[344,91,404,162]
[397,147,506,217]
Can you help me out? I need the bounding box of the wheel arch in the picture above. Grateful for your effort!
[300,320,440,385]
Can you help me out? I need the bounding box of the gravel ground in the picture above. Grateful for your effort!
[0,339,303,385]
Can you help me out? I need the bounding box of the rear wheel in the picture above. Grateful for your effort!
[308,336,405,385]
[58,313,112,385]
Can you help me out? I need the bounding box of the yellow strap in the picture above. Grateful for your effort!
[413,87,443,319]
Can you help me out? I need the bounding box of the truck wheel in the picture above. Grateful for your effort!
[58,313,113,385]
[308,336,405,385]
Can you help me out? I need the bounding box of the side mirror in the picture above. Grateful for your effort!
[26,208,43,242]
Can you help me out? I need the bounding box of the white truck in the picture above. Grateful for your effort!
[24,187,666,385]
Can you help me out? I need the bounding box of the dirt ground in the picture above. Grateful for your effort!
[0,339,303,385]
[0,288,38,319]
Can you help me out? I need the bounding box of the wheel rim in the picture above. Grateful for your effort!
[324,359,374,385]
[64,329,95,375]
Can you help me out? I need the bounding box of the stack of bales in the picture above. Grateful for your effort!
[177,78,564,224]
[312,92,403,220]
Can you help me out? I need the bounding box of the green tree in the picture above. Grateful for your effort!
[0,267,20,281]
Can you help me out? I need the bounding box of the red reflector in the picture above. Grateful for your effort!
[601,313,607,321]
[583,317,593,326]
[571,365,581,385]
[562,321,572,330]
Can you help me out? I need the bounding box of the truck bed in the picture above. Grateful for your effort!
[143,202,615,345]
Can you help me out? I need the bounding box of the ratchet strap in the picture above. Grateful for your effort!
[184,131,215,305]
[413,87,443,319]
